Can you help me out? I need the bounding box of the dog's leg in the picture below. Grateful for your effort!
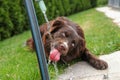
[81,48,108,70]
[26,38,35,50]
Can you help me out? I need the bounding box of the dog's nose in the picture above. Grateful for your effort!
[59,44,66,51]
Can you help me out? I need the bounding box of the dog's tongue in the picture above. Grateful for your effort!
[50,49,60,62]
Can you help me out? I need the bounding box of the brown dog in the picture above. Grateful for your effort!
[26,17,108,70]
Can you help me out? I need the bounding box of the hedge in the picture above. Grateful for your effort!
[97,0,108,6]
[0,0,28,40]
[0,0,107,40]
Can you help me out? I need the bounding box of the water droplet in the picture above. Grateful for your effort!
[47,59,51,66]
[43,13,51,31]
[52,62,59,79]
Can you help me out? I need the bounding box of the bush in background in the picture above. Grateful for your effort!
[97,0,108,6]
[0,0,107,40]
[0,0,28,40]
[90,0,108,7]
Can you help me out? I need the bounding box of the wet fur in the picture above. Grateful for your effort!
[26,17,108,70]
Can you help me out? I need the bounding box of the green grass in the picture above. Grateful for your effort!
[69,9,120,55]
[0,8,120,80]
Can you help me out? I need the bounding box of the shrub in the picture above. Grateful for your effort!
[0,0,27,40]
[0,1,13,40]
[90,0,108,7]
[61,0,71,16]
[0,0,107,40]
[97,0,108,6]
[90,0,97,7]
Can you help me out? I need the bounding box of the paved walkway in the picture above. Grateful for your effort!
[58,51,120,80]
[96,6,120,27]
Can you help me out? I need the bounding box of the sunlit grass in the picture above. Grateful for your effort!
[69,9,120,55]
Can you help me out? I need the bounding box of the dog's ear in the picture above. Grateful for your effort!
[39,23,48,37]
[74,37,85,56]
[52,20,64,27]
[78,37,86,53]
[50,20,65,33]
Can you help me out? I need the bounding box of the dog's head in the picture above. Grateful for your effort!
[43,17,85,62]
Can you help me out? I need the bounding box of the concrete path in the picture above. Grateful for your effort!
[96,7,120,27]
[58,51,120,80]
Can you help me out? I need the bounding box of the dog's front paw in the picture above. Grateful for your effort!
[90,59,108,70]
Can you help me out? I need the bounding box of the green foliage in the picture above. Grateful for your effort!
[62,0,71,16]
[90,0,97,7]
[97,0,108,6]
[90,0,108,7]
[0,0,27,40]
[0,0,107,40]
[0,1,13,40]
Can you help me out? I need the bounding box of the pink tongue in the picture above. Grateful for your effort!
[50,49,60,62]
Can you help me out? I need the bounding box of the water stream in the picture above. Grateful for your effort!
[43,12,59,78]
[38,1,59,79]
[52,62,59,77]
[43,12,51,31]
[47,60,59,79]
[47,59,51,66]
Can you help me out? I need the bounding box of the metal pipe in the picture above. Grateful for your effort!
[24,0,50,80]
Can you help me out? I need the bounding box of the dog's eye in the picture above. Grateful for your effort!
[72,43,75,47]
[61,32,69,37]
[71,40,75,47]
[61,33,66,37]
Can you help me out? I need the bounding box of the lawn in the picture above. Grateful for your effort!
[0,8,120,80]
